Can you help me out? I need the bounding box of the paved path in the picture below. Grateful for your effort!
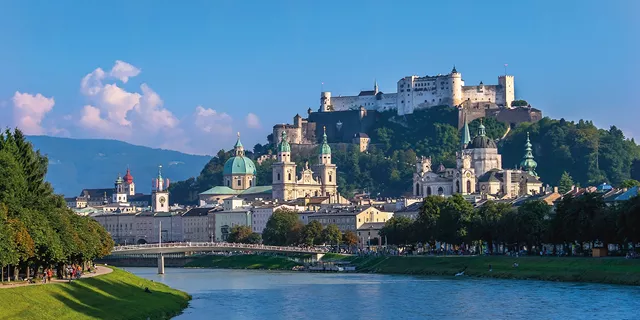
[0,266,112,289]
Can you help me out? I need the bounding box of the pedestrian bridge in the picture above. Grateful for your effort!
[109,242,327,274]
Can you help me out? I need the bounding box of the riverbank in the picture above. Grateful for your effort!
[185,254,300,270]
[185,253,640,285]
[0,266,191,319]
[330,255,640,286]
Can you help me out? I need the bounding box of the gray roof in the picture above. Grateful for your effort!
[478,169,540,184]
[183,207,213,217]
[79,188,113,199]
[395,202,421,213]
[467,135,497,149]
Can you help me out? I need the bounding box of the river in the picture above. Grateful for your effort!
[128,268,640,320]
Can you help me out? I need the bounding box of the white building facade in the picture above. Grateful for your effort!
[320,67,515,115]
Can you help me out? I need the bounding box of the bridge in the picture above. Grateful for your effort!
[109,242,328,274]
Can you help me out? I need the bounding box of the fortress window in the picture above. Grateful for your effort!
[288,173,292,180]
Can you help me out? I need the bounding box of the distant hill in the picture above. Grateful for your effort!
[26,136,211,197]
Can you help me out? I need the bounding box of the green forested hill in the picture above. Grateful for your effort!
[169,107,640,203]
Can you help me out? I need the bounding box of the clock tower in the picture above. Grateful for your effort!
[152,165,170,212]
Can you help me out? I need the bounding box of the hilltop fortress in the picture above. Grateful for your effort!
[272,66,542,149]
[322,66,515,115]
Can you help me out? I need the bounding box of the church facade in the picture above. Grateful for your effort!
[414,118,542,199]
[272,128,340,202]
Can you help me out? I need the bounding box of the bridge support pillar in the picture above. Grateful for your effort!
[312,253,325,262]
[157,254,165,274]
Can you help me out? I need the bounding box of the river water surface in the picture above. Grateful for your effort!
[128,267,640,320]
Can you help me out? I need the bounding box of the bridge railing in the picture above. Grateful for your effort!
[111,242,328,254]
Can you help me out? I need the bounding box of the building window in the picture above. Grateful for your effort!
[467,180,471,193]
[288,173,292,180]
[237,180,241,187]
[277,173,281,181]
[226,180,230,187]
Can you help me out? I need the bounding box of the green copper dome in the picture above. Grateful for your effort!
[223,156,256,175]
[279,131,291,153]
[319,126,331,155]
[223,134,256,176]
[520,132,538,177]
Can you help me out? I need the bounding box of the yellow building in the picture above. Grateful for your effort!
[272,128,338,202]
[307,206,393,233]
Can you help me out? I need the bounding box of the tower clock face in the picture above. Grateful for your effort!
[159,196,166,204]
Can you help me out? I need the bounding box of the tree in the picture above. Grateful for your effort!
[245,233,262,244]
[619,179,640,189]
[301,220,323,246]
[415,196,445,246]
[517,200,550,254]
[558,171,574,194]
[321,224,342,245]
[342,230,358,246]
[436,195,475,246]
[379,216,413,245]
[471,201,512,253]
[227,225,252,243]
[0,128,112,277]
[511,100,529,107]
[262,209,300,246]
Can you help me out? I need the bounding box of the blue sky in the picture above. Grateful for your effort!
[0,0,638,155]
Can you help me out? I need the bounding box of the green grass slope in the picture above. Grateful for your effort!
[334,255,640,285]
[185,255,301,270]
[0,267,190,320]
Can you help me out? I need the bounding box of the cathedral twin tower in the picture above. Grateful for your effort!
[272,127,338,202]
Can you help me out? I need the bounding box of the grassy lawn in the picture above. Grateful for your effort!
[185,254,301,270]
[0,267,190,320]
[344,255,640,285]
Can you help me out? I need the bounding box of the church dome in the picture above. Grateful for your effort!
[123,168,134,184]
[223,133,256,176]
[467,135,497,149]
[223,156,256,176]
[466,120,497,149]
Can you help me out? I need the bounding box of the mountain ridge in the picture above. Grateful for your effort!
[27,135,210,197]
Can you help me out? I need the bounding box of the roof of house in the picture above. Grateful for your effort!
[357,222,386,230]
[395,202,421,213]
[358,90,376,96]
[478,169,540,184]
[199,185,273,196]
[182,207,214,217]
[79,188,113,199]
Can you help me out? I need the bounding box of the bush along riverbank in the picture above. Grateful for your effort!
[325,255,640,286]
[185,254,303,270]
[0,267,191,320]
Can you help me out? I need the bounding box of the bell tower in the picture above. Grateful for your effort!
[112,173,128,203]
[272,131,297,201]
[316,127,337,198]
[152,165,170,212]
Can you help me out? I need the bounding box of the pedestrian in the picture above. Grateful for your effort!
[47,269,52,282]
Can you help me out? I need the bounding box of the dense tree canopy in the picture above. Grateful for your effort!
[170,107,640,201]
[0,129,113,278]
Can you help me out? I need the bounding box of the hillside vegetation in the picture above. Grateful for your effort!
[169,107,640,201]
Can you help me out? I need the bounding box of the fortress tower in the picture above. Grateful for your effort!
[320,91,332,112]
[498,75,515,107]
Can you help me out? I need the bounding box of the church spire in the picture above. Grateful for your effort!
[319,126,331,155]
[478,118,486,137]
[462,113,471,147]
[374,79,379,94]
[520,132,538,177]
[234,132,244,157]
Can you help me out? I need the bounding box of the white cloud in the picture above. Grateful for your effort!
[245,112,261,129]
[11,92,55,135]
[193,105,233,134]
[78,61,178,140]
[109,60,140,83]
